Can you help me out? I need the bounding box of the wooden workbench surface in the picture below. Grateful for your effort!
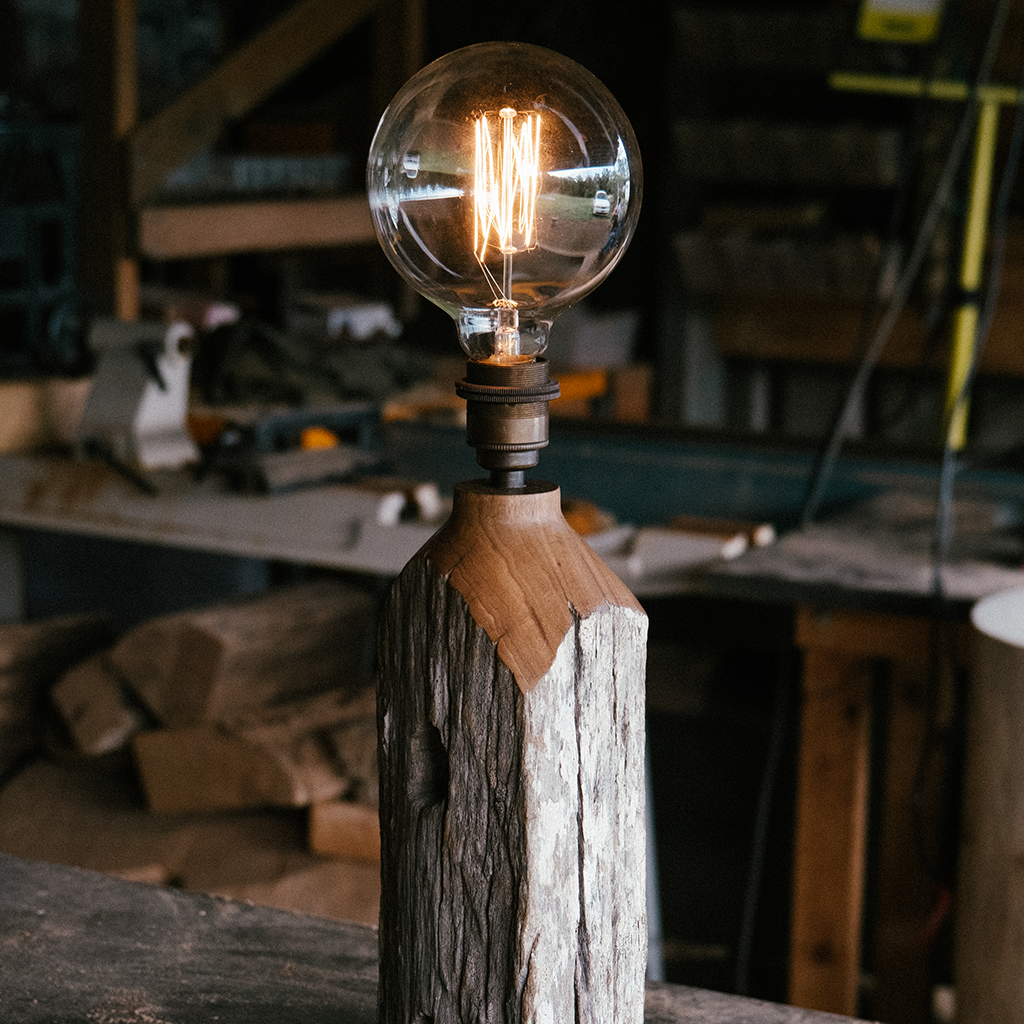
[1,852,864,1023]
[706,489,1024,614]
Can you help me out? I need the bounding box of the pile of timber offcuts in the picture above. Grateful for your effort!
[0,580,383,924]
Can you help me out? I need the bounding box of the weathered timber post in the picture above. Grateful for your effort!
[377,479,648,1024]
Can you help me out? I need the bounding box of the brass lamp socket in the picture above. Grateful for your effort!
[455,359,560,484]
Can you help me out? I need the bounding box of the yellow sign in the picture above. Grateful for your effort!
[858,0,943,44]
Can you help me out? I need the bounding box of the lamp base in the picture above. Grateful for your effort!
[376,479,647,1024]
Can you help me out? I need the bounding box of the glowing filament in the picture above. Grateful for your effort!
[474,107,542,303]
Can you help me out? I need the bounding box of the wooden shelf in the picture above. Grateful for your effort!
[715,287,1024,378]
[138,193,375,259]
[80,0,421,317]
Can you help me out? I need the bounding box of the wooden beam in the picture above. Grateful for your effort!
[129,0,381,206]
[797,607,944,663]
[790,609,873,1017]
[78,0,141,318]
[790,606,967,1019]
[138,194,375,258]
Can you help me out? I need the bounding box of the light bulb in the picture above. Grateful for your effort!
[367,41,642,483]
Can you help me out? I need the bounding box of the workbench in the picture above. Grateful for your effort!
[706,489,1024,1020]
[1,852,867,1023]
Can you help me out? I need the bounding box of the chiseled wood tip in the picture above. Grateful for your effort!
[423,480,644,693]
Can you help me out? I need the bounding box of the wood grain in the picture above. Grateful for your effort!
[427,480,643,693]
[109,580,376,726]
[788,642,871,1016]
[377,481,648,1024]
[0,852,872,1023]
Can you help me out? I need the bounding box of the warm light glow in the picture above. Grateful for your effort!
[473,107,542,303]
[367,41,642,365]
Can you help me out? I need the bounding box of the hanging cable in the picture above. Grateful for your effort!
[733,653,791,997]
[931,25,1024,599]
[799,0,1015,527]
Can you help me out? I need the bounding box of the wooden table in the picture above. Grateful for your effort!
[0,852,866,1023]
[707,491,1024,1021]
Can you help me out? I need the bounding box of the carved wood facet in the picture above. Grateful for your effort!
[377,483,647,1024]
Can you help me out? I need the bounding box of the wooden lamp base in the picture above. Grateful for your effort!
[377,479,648,1024]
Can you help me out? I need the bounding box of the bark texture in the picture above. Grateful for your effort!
[377,484,647,1024]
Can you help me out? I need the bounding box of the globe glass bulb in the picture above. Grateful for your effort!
[367,41,642,364]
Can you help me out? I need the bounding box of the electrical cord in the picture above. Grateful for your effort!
[733,653,791,998]
[842,30,955,424]
[799,0,1015,527]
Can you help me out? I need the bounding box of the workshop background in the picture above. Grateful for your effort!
[1,2,1024,1023]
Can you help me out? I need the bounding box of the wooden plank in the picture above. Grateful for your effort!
[138,194,375,258]
[789,645,872,1016]
[129,0,381,205]
[0,852,872,1022]
[0,454,441,576]
[0,852,381,1024]
[796,606,970,663]
[78,0,140,318]
[795,605,966,1022]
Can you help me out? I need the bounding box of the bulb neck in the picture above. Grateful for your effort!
[455,358,561,487]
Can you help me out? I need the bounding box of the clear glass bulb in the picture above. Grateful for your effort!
[367,41,642,363]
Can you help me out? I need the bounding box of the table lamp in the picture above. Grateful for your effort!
[369,41,648,1024]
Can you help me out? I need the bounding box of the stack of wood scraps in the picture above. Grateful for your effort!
[44,579,383,866]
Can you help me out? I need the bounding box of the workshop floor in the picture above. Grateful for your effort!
[0,755,381,927]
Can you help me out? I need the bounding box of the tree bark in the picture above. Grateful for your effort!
[377,480,648,1024]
